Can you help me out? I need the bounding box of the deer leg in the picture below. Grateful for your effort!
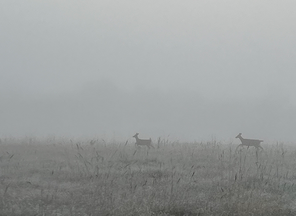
[235,144,243,152]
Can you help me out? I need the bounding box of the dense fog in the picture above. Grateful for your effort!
[1,1,296,142]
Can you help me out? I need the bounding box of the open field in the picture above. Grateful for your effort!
[1,137,296,215]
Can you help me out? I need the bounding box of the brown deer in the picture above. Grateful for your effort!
[133,133,154,149]
[235,133,263,151]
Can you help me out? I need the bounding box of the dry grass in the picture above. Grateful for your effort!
[0,137,296,215]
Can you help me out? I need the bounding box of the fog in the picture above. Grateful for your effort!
[1,1,296,142]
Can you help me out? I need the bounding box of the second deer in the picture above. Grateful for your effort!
[235,133,263,151]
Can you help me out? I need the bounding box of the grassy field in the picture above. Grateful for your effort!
[1,137,296,216]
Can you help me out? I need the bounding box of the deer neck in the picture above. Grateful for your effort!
[134,136,140,142]
[237,136,244,143]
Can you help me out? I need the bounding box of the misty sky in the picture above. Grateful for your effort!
[1,1,296,142]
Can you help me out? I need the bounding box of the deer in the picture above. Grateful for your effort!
[235,133,264,151]
[133,133,154,149]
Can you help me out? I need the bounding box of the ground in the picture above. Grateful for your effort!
[0,137,296,216]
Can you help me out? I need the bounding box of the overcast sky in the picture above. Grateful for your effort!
[1,1,296,142]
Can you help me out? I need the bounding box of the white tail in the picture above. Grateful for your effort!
[133,133,154,149]
[235,133,263,151]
